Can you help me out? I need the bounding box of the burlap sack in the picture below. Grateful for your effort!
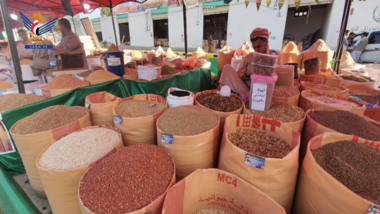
[272,92,300,107]
[36,126,123,214]
[300,90,365,115]
[294,132,380,214]
[10,110,91,197]
[279,52,301,66]
[218,114,300,213]
[300,81,349,96]
[85,91,121,125]
[162,168,286,214]
[299,73,341,86]
[217,46,234,70]
[114,94,167,146]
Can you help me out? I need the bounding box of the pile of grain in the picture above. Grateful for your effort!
[195,209,232,214]
[115,100,166,117]
[245,102,305,123]
[0,94,45,112]
[354,94,380,105]
[158,106,218,136]
[161,65,179,75]
[312,140,380,205]
[39,128,120,170]
[79,145,174,213]
[309,110,380,141]
[307,95,360,108]
[42,74,89,89]
[0,81,13,90]
[344,84,380,96]
[273,86,299,97]
[12,105,88,134]
[365,108,380,122]
[85,70,120,84]
[196,93,242,112]
[77,70,94,77]
[229,129,291,158]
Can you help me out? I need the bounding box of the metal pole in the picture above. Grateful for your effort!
[109,0,119,46]
[71,14,77,34]
[333,0,351,73]
[0,0,25,93]
[182,1,188,58]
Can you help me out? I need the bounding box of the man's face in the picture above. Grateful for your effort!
[251,38,268,54]
[19,32,28,42]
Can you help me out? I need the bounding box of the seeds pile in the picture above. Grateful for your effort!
[273,86,299,97]
[42,74,89,89]
[195,209,232,214]
[303,83,344,91]
[85,70,120,84]
[196,93,242,112]
[344,84,380,96]
[309,110,380,141]
[158,106,219,136]
[79,145,174,213]
[12,105,88,134]
[0,94,45,112]
[39,128,120,170]
[354,95,380,105]
[229,130,291,158]
[307,95,359,108]
[312,141,380,205]
[115,99,166,117]
[161,65,179,75]
[245,102,305,123]
[365,108,380,122]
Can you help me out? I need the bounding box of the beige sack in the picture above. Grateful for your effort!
[279,52,301,66]
[217,46,234,70]
[299,73,341,86]
[300,81,349,96]
[272,93,300,107]
[85,91,121,125]
[218,114,300,213]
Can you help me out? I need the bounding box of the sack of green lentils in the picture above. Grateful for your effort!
[10,105,91,197]
[113,94,167,146]
[294,132,380,214]
[85,91,121,125]
[218,114,300,213]
[36,126,123,214]
[162,168,286,214]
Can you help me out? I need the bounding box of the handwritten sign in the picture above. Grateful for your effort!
[250,82,267,111]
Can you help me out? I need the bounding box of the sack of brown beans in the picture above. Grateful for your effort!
[300,81,349,96]
[275,65,294,87]
[78,145,175,214]
[36,126,123,214]
[299,73,341,86]
[272,86,300,106]
[195,89,243,131]
[218,114,300,213]
[294,132,380,214]
[42,74,90,98]
[157,106,220,180]
[163,168,286,214]
[300,90,365,115]
[10,105,91,197]
[114,94,167,146]
[85,91,121,125]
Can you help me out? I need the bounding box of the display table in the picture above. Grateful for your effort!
[0,68,213,213]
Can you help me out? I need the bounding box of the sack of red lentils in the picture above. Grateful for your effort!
[294,132,380,214]
[113,94,167,146]
[85,91,121,125]
[162,168,286,214]
[218,114,300,213]
[10,105,91,197]
[36,126,123,214]
[299,73,341,86]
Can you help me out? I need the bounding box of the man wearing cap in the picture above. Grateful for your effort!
[219,28,277,96]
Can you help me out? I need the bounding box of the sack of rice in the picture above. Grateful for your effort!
[300,81,349,96]
[85,91,121,125]
[79,145,175,214]
[218,114,300,213]
[294,132,380,214]
[162,168,286,214]
[114,94,167,146]
[157,106,220,180]
[192,47,208,60]
[85,70,120,85]
[10,105,91,197]
[166,87,194,108]
[272,86,300,106]
[302,39,334,70]
[217,46,234,71]
[279,41,301,66]
[36,126,123,214]
[42,74,89,98]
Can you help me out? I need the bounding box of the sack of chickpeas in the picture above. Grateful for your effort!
[85,91,121,125]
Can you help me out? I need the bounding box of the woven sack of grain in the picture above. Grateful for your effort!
[299,73,341,86]
[114,94,167,146]
[294,132,380,214]
[162,168,286,214]
[36,126,123,214]
[41,74,90,98]
[217,46,234,71]
[85,70,120,85]
[218,114,300,213]
[271,86,300,107]
[300,81,349,96]
[10,106,91,197]
[85,91,121,125]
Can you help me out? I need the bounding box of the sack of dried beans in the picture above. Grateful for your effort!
[299,73,341,87]
[162,168,286,214]
[218,114,300,213]
[36,126,123,214]
[85,91,121,125]
[294,132,380,214]
[113,94,167,146]
[10,105,91,197]
[271,86,300,106]
[157,106,220,180]
[41,74,89,98]
[300,81,349,96]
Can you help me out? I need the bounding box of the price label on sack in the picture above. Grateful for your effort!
[107,56,121,66]
[113,115,123,125]
[161,133,173,144]
[244,153,265,170]
[0,114,16,155]
[368,204,380,214]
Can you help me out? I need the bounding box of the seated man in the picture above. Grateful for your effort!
[16,29,33,60]
[56,18,82,53]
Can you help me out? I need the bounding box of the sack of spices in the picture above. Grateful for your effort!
[299,72,341,86]
[85,91,121,125]
[36,126,123,214]
[10,105,91,197]
[114,94,167,146]
[157,106,220,180]
[218,114,300,213]
[294,132,380,214]
[79,145,175,214]
[272,86,300,106]
[300,81,349,96]
[217,46,234,71]
[162,168,286,214]
[275,65,294,87]
[166,87,194,108]
[41,74,90,98]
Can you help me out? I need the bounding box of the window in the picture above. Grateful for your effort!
[369,32,380,44]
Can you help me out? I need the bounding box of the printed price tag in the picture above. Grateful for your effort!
[244,153,265,170]
[32,88,43,96]
[113,115,123,125]
[161,134,173,144]
[107,57,121,66]
[250,82,267,111]
[368,204,380,214]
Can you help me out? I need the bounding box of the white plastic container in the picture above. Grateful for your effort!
[166,87,194,108]
[249,73,278,111]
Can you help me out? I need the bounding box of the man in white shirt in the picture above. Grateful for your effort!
[351,32,369,62]
[16,29,33,60]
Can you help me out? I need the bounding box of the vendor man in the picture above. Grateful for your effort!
[16,29,33,60]
[219,28,276,96]
[56,18,82,53]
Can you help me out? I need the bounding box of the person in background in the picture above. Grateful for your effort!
[30,39,53,77]
[16,29,33,60]
[348,32,356,46]
[351,32,369,63]
[208,35,213,53]
[342,30,350,53]
[55,18,82,53]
